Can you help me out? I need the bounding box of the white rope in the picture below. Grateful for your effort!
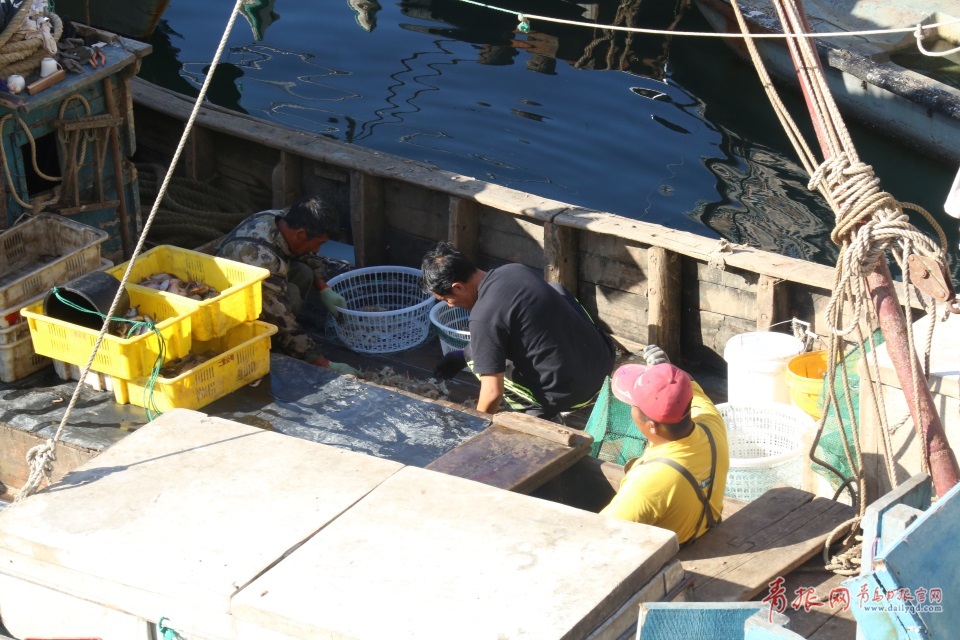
[914,23,960,57]
[15,0,247,504]
[457,0,960,42]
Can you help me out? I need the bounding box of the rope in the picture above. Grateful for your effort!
[914,23,960,57]
[15,0,248,504]
[727,0,954,573]
[136,163,252,247]
[455,0,960,44]
[0,10,63,77]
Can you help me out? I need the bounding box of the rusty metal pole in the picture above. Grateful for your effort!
[866,264,960,494]
[775,1,960,497]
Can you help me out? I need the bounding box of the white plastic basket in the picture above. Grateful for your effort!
[326,266,434,354]
[429,301,470,355]
[718,402,813,502]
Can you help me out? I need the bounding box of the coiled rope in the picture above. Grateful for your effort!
[728,0,952,575]
[15,0,247,503]
[0,2,63,78]
[136,162,252,248]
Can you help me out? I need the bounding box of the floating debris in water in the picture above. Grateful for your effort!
[159,351,219,378]
[138,273,219,300]
[361,366,450,401]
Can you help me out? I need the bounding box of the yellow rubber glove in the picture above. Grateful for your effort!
[319,287,347,319]
[328,361,360,376]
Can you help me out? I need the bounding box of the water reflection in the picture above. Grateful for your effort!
[140,0,856,266]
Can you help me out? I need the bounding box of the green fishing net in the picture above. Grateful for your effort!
[584,377,648,465]
[812,333,881,498]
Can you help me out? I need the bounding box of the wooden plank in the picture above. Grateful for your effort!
[677,487,855,603]
[493,411,581,447]
[581,255,647,294]
[448,196,479,261]
[26,69,66,95]
[757,275,787,331]
[479,224,546,268]
[425,424,592,494]
[384,181,447,240]
[350,171,386,266]
[543,222,578,295]
[647,247,681,359]
[578,282,649,350]
[233,466,677,639]
[271,151,303,209]
[554,210,838,291]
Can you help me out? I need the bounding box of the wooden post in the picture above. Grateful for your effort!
[448,196,479,262]
[756,274,786,331]
[543,222,578,296]
[103,77,131,258]
[350,170,386,266]
[182,127,216,182]
[646,246,681,361]
[272,152,303,209]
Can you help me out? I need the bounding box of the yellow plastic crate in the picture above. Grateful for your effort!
[112,321,277,412]
[108,245,270,341]
[21,289,193,379]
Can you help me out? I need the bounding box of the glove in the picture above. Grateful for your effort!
[643,344,670,367]
[433,349,467,379]
[319,287,347,319]
[328,361,360,376]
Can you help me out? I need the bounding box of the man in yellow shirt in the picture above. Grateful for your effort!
[600,349,729,545]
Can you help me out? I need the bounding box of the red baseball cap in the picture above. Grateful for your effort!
[611,363,693,424]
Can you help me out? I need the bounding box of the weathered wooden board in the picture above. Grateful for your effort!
[425,422,592,494]
[384,179,447,239]
[677,487,855,603]
[578,282,649,349]
[0,425,98,499]
[0,410,405,640]
[231,466,679,639]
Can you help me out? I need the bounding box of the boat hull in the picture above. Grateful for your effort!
[694,0,960,166]
[55,0,171,38]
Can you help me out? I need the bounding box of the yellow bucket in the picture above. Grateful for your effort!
[785,350,829,419]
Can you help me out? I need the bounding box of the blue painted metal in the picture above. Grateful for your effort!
[845,474,958,639]
[637,602,790,639]
[0,35,150,260]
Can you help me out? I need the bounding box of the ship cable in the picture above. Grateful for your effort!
[15,0,248,504]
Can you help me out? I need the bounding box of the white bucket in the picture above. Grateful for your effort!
[723,331,804,405]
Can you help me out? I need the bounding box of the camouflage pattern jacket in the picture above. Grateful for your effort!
[216,211,327,362]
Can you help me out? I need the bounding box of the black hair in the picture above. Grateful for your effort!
[637,405,694,440]
[421,241,477,296]
[283,195,338,238]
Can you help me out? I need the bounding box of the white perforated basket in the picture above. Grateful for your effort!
[429,301,470,355]
[718,402,813,502]
[326,266,434,354]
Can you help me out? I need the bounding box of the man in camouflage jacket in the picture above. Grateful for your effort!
[217,195,359,376]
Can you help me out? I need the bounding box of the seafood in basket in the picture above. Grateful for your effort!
[138,273,220,301]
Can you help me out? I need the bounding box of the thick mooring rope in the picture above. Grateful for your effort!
[728,0,952,574]
[0,3,63,78]
[16,0,248,503]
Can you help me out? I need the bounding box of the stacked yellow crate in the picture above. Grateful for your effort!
[106,245,273,412]
[25,245,273,412]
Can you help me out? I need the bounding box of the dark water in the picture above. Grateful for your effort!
[138,0,959,275]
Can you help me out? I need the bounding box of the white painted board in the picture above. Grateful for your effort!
[0,409,404,639]
[232,466,678,639]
